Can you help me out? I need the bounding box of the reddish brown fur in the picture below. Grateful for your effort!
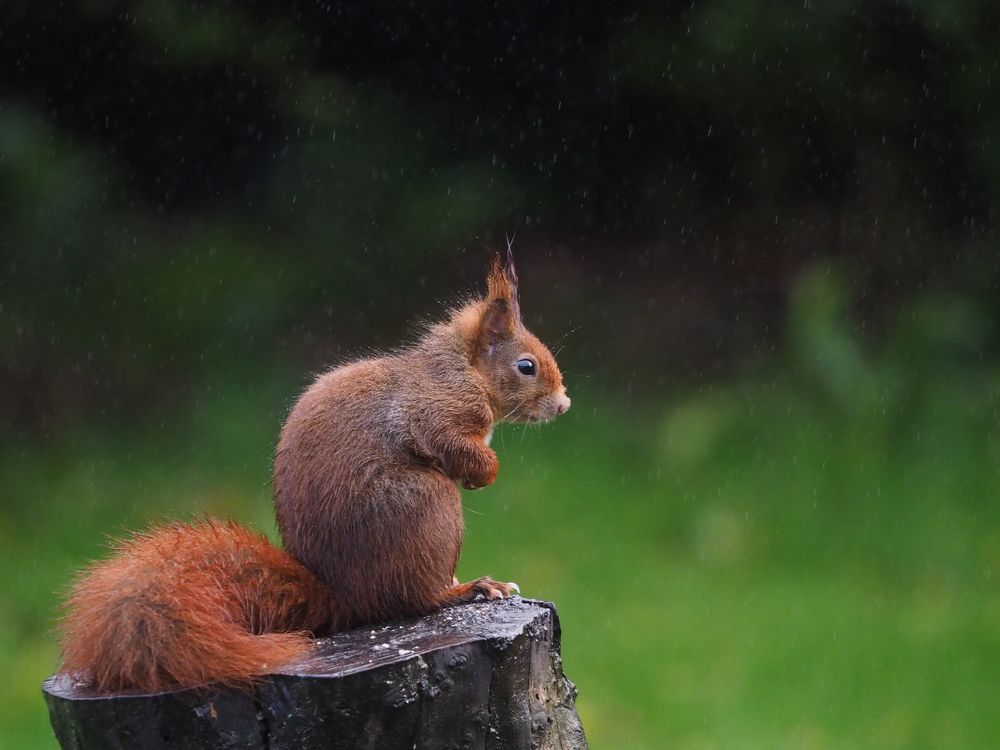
[274,251,570,626]
[59,252,569,692]
[60,521,335,693]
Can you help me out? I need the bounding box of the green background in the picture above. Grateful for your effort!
[2,2,999,748]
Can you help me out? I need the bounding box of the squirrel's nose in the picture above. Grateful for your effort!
[556,394,571,415]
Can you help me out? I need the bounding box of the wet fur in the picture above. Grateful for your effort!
[59,521,335,693]
[275,253,568,625]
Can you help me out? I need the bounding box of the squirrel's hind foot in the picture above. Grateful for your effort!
[444,576,518,604]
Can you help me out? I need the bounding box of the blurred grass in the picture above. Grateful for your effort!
[2,288,999,748]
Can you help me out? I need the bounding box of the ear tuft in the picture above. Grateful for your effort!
[479,247,521,350]
[486,248,520,320]
[504,234,519,301]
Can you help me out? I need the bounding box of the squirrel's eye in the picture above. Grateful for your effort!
[516,358,536,376]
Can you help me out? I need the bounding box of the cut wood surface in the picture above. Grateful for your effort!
[44,597,588,750]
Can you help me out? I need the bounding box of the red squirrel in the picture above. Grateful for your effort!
[58,250,570,693]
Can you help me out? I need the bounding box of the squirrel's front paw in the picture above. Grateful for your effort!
[441,442,498,489]
[461,452,499,490]
[462,476,491,490]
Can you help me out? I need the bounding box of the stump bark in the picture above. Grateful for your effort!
[43,597,587,750]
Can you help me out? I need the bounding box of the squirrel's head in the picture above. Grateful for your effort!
[471,249,571,424]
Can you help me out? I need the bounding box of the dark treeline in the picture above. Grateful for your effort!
[3,0,998,432]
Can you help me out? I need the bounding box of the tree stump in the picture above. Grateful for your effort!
[43,597,587,749]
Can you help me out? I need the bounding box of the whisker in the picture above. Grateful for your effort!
[499,395,530,423]
[499,405,520,422]
[551,324,584,351]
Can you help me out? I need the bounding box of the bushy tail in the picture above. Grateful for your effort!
[59,519,337,693]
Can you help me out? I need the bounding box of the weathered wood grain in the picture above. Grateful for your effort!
[44,597,587,750]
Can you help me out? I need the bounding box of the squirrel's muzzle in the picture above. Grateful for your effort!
[555,392,571,416]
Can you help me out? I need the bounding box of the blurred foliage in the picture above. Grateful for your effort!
[3,2,1000,748]
[2,0,1000,432]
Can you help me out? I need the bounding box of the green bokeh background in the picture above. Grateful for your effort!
[3,2,999,748]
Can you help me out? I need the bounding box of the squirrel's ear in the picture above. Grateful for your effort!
[480,250,520,347]
[481,298,514,347]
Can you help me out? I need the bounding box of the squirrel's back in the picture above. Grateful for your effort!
[272,252,569,627]
[274,348,475,626]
